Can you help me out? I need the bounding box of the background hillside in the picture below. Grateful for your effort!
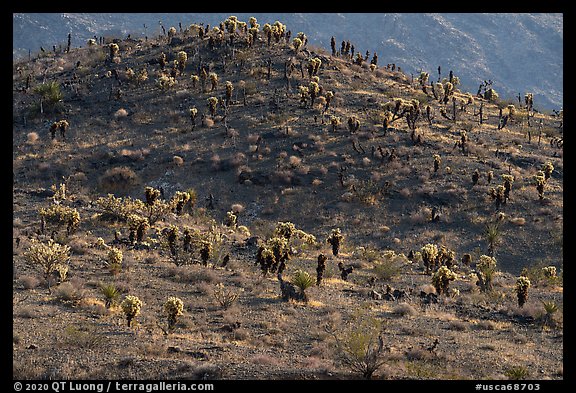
[12,14,563,381]
[13,13,563,110]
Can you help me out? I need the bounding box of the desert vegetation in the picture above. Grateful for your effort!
[12,15,562,381]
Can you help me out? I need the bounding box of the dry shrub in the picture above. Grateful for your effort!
[509,217,526,226]
[231,203,244,214]
[98,166,140,195]
[26,132,39,144]
[399,188,411,198]
[392,302,418,317]
[203,117,215,128]
[410,206,432,224]
[114,108,129,119]
[19,275,41,289]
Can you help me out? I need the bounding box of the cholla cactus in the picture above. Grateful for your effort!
[23,239,70,291]
[502,174,514,202]
[309,81,320,107]
[209,72,218,91]
[542,162,554,181]
[177,51,188,75]
[257,245,276,276]
[109,43,119,60]
[433,154,441,174]
[127,214,149,243]
[159,52,167,70]
[225,211,238,228]
[489,184,507,210]
[487,170,494,184]
[207,96,219,117]
[144,186,161,206]
[347,116,360,133]
[121,295,142,327]
[542,266,557,279]
[515,276,531,307]
[327,228,344,256]
[534,171,546,200]
[39,204,80,235]
[309,58,322,76]
[475,255,497,292]
[316,254,327,286]
[436,245,456,269]
[418,72,429,91]
[484,88,499,102]
[225,81,234,106]
[298,85,309,108]
[50,183,67,203]
[163,296,184,332]
[292,37,303,53]
[135,68,148,86]
[156,74,177,89]
[524,93,534,111]
[421,243,439,274]
[191,74,199,90]
[189,107,198,130]
[432,265,457,295]
[330,115,341,132]
[168,26,177,38]
[107,246,123,274]
[324,91,334,112]
[272,21,285,43]
[50,120,69,139]
[507,104,516,120]
[170,191,191,215]
[199,239,212,266]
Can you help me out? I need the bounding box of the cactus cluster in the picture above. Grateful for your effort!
[39,204,80,235]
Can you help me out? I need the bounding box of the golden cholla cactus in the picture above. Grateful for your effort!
[432,265,457,295]
[168,26,177,38]
[502,174,514,201]
[23,239,70,291]
[515,276,531,307]
[298,85,309,107]
[421,243,439,274]
[209,72,218,91]
[177,51,188,74]
[225,81,234,105]
[542,162,554,180]
[330,115,341,132]
[542,266,557,278]
[433,154,441,173]
[476,255,497,292]
[327,228,344,256]
[39,204,80,234]
[109,43,119,58]
[121,295,142,327]
[534,171,546,200]
[163,296,184,331]
[292,37,303,52]
[207,96,219,116]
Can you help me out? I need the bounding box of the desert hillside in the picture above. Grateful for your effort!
[12,16,563,381]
